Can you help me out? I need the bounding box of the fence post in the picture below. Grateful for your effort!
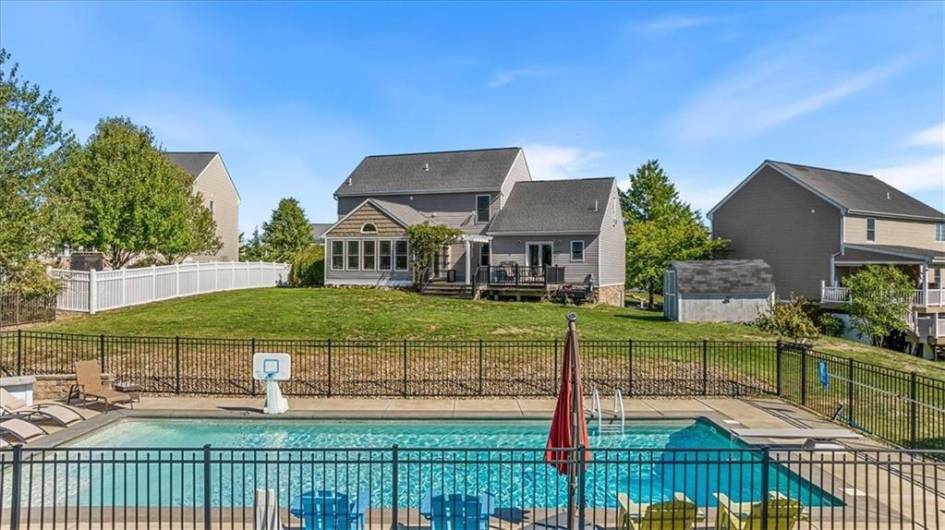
[16,328,22,376]
[577,444,587,530]
[214,262,219,291]
[800,346,808,407]
[553,338,559,393]
[13,293,19,326]
[702,339,708,396]
[775,340,783,396]
[251,338,257,396]
[121,267,127,308]
[760,446,771,530]
[175,336,182,394]
[390,445,399,530]
[326,338,333,397]
[847,358,855,426]
[10,444,22,530]
[910,372,918,448]
[202,444,212,530]
[402,339,408,397]
[478,339,484,396]
[175,263,181,297]
[89,268,97,314]
[151,265,157,301]
[627,339,633,397]
[99,334,106,372]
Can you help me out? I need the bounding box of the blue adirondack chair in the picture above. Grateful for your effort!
[420,490,495,530]
[290,490,368,530]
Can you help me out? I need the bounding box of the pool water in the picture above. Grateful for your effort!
[13,419,841,509]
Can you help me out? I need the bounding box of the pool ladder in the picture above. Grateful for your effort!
[590,387,625,436]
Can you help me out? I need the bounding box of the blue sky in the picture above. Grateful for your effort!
[2,1,943,234]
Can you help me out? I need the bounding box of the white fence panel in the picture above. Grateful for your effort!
[50,261,290,313]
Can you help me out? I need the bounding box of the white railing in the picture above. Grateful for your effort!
[50,261,290,314]
[938,319,945,338]
[821,282,944,308]
[821,285,851,303]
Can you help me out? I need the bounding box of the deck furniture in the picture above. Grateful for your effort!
[714,492,806,530]
[616,492,704,530]
[68,360,136,410]
[1,388,84,426]
[0,417,47,443]
[290,489,367,530]
[420,490,495,530]
[255,489,288,530]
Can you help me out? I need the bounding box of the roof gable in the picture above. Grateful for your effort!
[335,147,523,197]
[165,151,217,178]
[487,178,616,234]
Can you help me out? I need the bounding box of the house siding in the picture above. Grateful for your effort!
[843,215,944,252]
[499,151,532,210]
[597,182,626,287]
[190,156,239,262]
[326,202,407,237]
[712,165,842,299]
[489,235,599,285]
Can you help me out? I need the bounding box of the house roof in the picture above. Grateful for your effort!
[487,178,616,235]
[310,223,333,239]
[165,152,218,178]
[840,244,945,264]
[334,147,523,197]
[766,161,943,221]
[323,198,485,237]
[670,259,775,295]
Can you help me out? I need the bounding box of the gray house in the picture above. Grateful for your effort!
[664,260,775,323]
[322,147,626,305]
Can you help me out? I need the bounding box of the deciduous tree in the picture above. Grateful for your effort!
[844,265,914,346]
[405,224,462,286]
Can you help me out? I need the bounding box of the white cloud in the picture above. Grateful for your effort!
[487,67,556,88]
[907,122,945,147]
[633,14,726,34]
[869,155,945,194]
[522,144,600,180]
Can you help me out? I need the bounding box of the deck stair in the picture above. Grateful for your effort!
[421,280,473,299]
[589,387,625,436]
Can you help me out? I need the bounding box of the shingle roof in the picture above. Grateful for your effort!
[165,152,217,178]
[768,161,945,221]
[334,147,522,197]
[840,244,944,263]
[670,259,775,295]
[370,199,429,226]
[487,178,615,234]
[310,223,333,239]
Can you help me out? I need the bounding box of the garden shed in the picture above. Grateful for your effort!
[664,259,775,323]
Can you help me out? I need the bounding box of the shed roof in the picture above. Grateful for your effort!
[670,259,775,295]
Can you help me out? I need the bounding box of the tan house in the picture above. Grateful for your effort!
[166,152,241,262]
[709,160,945,354]
[322,147,626,305]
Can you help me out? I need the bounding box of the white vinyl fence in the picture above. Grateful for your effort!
[50,261,291,314]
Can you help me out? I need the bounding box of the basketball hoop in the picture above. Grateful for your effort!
[252,353,291,414]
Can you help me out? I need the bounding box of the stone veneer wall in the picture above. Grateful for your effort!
[597,285,625,307]
[32,373,114,401]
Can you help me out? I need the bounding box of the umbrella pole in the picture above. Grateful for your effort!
[567,313,579,530]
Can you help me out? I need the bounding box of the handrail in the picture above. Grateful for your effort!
[614,389,625,434]
[590,387,602,433]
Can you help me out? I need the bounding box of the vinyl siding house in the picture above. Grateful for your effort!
[709,160,945,354]
[322,147,626,305]
[166,152,241,262]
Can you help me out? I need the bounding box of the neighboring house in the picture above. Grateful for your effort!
[663,260,774,323]
[709,160,944,353]
[310,223,333,244]
[321,147,626,305]
[166,152,241,262]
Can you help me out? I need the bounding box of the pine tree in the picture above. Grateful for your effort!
[259,198,313,261]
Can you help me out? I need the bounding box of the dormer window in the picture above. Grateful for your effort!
[361,223,377,234]
[476,195,491,224]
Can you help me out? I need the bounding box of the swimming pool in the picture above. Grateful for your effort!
[8,418,841,510]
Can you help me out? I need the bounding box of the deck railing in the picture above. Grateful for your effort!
[3,332,945,450]
[1,445,943,529]
[821,282,945,307]
[475,265,565,287]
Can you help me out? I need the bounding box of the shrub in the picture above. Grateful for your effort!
[817,313,845,337]
[288,245,324,287]
[755,295,820,343]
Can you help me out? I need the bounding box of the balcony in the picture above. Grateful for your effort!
[821,283,944,309]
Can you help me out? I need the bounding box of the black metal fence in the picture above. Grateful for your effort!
[0,294,56,328]
[1,331,944,449]
[1,445,942,529]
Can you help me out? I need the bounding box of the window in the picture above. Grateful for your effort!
[937,223,945,242]
[570,240,585,262]
[362,240,376,270]
[331,241,344,270]
[346,241,360,270]
[479,243,490,267]
[361,223,377,234]
[866,218,876,242]
[476,195,491,224]
[208,200,215,214]
[379,241,392,270]
[395,240,409,270]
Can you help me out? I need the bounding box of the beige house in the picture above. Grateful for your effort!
[709,160,945,354]
[166,152,241,262]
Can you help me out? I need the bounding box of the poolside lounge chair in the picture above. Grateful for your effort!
[714,492,807,530]
[0,417,47,443]
[617,492,703,530]
[255,489,288,530]
[1,388,84,426]
[69,360,135,410]
[420,490,495,530]
[291,489,368,530]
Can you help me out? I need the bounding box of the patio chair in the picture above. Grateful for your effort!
[1,388,84,426]
[714,492,807,530]
[69,360,136,410]
[291,489,368,530]
[420,490,495,530]
[0,417,47,444]
[617,492,703,530]
[255,489,288,530]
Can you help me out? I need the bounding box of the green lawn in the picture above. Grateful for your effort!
[31,287,945,377]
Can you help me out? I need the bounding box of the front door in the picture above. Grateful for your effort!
[527,243,553,268]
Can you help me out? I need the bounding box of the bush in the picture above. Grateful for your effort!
[0,260,61,296]
[755,295,820,343]
[817,313,845,337]
[288,245,324,287]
